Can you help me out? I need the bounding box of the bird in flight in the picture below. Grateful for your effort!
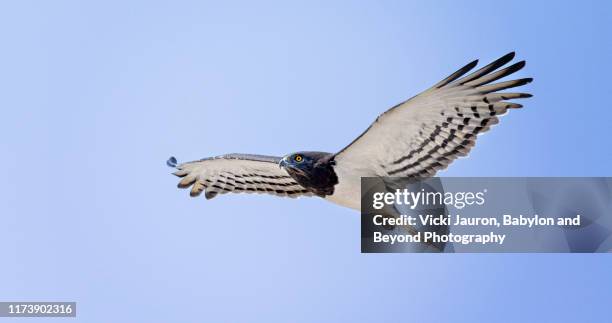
[168,52,532,210]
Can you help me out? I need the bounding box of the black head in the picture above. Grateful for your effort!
[279,151,338,197]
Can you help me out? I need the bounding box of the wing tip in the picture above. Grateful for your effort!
[515,77,534,87]
[205,191,218,199]
[434,58,479,89]
[511,60,527,78]
[466,59,479,70]
[167,156,178,168]
[177,176,196,188]
[502,51,516,61]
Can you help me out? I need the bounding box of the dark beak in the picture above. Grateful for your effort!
[279,158,287,169]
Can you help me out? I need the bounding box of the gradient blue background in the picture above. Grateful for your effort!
[1,1,611,322]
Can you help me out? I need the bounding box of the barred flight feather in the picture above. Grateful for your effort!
[170,154,314,200]
[334,52,532,180]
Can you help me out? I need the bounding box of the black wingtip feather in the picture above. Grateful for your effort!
[508,60,526,74]
[478,77,534,93]
[205,191,218,199]
[464,60,528,87]
[434,59,479,89]
[467,59,479,69]
[456,52,518,85]
[495,52,516,66]
[167,156,178,168]
[503,51,516,61]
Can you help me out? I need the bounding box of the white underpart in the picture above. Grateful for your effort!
[324,163,371,210]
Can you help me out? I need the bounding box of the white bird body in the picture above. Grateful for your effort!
[324,164,363,210]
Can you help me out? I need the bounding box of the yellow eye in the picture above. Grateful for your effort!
[294,155,303,162]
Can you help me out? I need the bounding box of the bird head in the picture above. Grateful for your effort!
[279,151,338,196]
[279,152,318,175]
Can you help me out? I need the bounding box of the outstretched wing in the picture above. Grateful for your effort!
[334,52,532,178]
[169,154,314,199]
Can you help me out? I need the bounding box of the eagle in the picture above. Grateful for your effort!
[168,52,532,211]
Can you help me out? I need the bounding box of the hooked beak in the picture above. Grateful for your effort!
[279,158,288,169]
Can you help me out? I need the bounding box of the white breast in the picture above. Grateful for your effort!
[324,165,362,211]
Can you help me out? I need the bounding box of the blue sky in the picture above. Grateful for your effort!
[1,1,611,322]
